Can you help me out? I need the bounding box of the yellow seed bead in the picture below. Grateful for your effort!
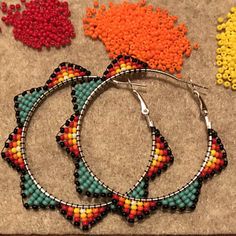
[213,157,217,163]
[69,74,74,78]
[120,64,126,68]
[217,17,224,23]
[223,73,229,80]
[216,55,222,60]
[137,202,143,207]
[58,78,64,82]
[63,72,68,76]
[224,81,231,88]
[125,199,131,205]
[232,79,236,84]
[211,150,216,156]
[86,209,92,214]
[155,149,160,155]
[218,67,224,73]
[131,205,137,210]
[72,127,77,133]
[216,60,222,66]
[68,133,72,139]
[116,69,121,73]
[12,148,17,153]
[152,160,157,166]
[81,213,87,218]
[17,152,21,158]
[126,65,132,69]
[72,139,77,145]
[157,156,162,162]
[216,73,222,79]
[207,161,212,167]
[216,78,224,85]
[74,208,79,214]
[232,84,236,90]
[217,25,223,31]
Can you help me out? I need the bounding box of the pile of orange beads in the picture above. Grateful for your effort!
[83,0,197,77]
[216,7,236,91]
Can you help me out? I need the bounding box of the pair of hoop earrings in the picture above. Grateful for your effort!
[1,55,227,230]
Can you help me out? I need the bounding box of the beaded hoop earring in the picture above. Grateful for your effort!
[1,55,227,230]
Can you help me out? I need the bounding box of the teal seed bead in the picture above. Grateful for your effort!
[79,185,85,190]
[179,202,185,208]
[173,195,179,201]
[193,181,199,187]
[83,183,89,189]
[131,190,137,197]
[50,201,55,206]
[40,193,45,198]
[169,201,176,207]
[189,185,195,191]
[184,189,190,194]
[34,200,39,206]
[37,197,43,203]
[179,191,184,197]
[35,189,40,195]
[27,199,34,206]
[24,174,30,180]
[162,199,168,205]
[24,190,30,196]
[187,201,193,207]
[88,188,94,193]
[167,197,174,203]
[94,188,101,194]
[28,188,34,194]
[42,200,48,206]
[190,195,196,201]
[181,195,187,201]
[176,199,182,205]
[184,198,190,204]
[191,188,197,194]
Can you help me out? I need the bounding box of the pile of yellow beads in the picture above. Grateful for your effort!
[216,7,236,91]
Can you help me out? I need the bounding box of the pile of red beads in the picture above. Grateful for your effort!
[83,0,198,77]
[0,0,75,50]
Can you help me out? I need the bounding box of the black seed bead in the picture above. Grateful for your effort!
[68,63,73,68]
[75,162,80,168]
[15,103,19,108]
[189,204,196,210]
[74,172,79,178]
[163,164,168,171]
[8,134,13,141]
[144,183,149,189]
[151,173,156,180]
[40,204,46,209]
[60,62,66,67]
[21,193,27,198]
[21,169,26,175]
[75,180,80,186]
[157,201,162,207]
[10,162,16,168]
[76,187,83,194]
[46,79,51,84]
[96,216,102,222]
[60,127,64,133]
[155,129,160,136]
[128,218,134,224]
[171,205,177,211]
[116,205,122,212]
[117,55,123,59]
[82,225,89,231]
[107,192,113,198]
[193,197,199,203]
[73,105,78,110]
[144,210,150,215]
[90,220,96,226]
[70,116,75,121]
[60,210,66,215]
[86,71,91,76]
[14,95,18,101]
[24,203,30,209]
[162,204,169,209]
[93,193,99,198]
[86,191,91,197]
[179,206,186,212]
[212,131,218,138]
[32,205,39,210]
[101,76,106,81]
[157,169,162,176]
[122,211,128,217]
[16,118,21,124]
[43,85,49,91]
[30,88,35,93]
[49,205,55,210]
[36,87,42,92]
[18,123,23,128]
[56,136,60,142]
[137,214,144,220]
[67,216,73,221]
[132,57,138,62]
[16,166,21,172]
[223,152,227,158]
[151,205,157,211]
[71,90,76,96]
[160,136,165,142]
[59,142,65,148]
[112,199,118,204]
[107,64,113,69]
[124,55,130,60]
[65,120,70,126]
[75,65,81,70]
[16,111,20,116]
[74,221,80,227]
[55,67,60,73]
[224,160,228,167]
[56,203,62,209]
[100,193,106,197]
[72,97,77,103]
[1,152,6,158]
[204,174,209,179]
[219,144,224,150]
[144,176,149,182]
[164,142,168,148]
[103,70,109,75]
[169,155,174,163]
[66,148,70,154]
[143,191,148,197]
[6,158,11,163]
[217,138,221,144]
[22,91,27,96]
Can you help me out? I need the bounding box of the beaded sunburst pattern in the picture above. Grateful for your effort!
[1,55,228,230]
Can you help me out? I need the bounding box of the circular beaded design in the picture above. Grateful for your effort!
[1,55,228,230]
